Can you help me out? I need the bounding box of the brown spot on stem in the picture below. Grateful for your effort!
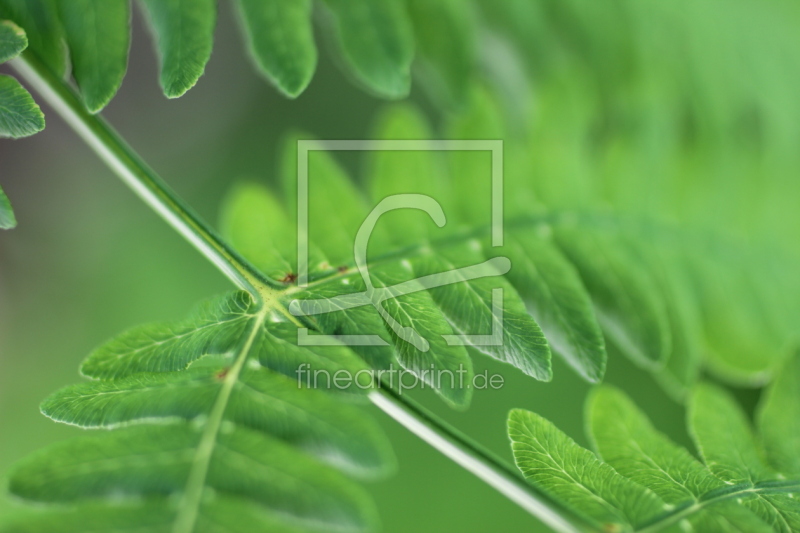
[279,272,298,284]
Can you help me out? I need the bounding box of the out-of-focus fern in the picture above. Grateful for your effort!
[476,0,800,389]
[221,92,800,399]
[509,351,800,533]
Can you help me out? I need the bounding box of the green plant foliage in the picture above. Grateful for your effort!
[510,368,800,532]
[322,0,414,99]
[0,184,15,229]
[220,92,799,403]
[219,105,617,408]
[758,350,800,479]
[406,0,475,107]
[0,19,26,62]
[139,0,216,99]
[235,0,316,98]
[57,0,130,112]
[0,74,43,138]
[0,0,64,76]
[473,0,800,385]
[3,0,800,529]
[0,19,43,140]
[1,291,393,533]
[0,0,466,111]
[0,18,44,228]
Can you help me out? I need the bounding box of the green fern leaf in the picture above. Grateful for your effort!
[321,0,414,99]
[362,105,553,383]
[139,0,216,99]
[235,0,316,98]
[498,230,605,382]
[0,0,464,108]
[3,1,800,530]
[219,107,608,403]
[509,380,800,532]
[688,384,778,485]
[0,19,43,140]
[0,74,45,138]
[3,290,392,533]
[552,224,671,370]
[0,0,65,76]
[588,386,727,504]
[0,497,353,533]
[406,0,476,107]
[8,423,379,532]
[0,19,44,228]
[57,0,129,113]
[687,252,787,383]
[215,98,798,404]
[0,19,25,62]
[638,243,704,401]
[0,183,15,229]
[758,351,800,478]
[508,408,666,530]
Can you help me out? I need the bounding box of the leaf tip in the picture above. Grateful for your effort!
[160,74,200,99]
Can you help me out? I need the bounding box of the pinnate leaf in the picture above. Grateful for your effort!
[509,408,666,530]
[511,385,800,533]
[5,290,393,532]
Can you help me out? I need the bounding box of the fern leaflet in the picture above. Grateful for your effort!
[509,355,800,532]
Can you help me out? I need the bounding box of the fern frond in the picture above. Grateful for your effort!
[219,105,613,405]
[3,0,800,530]
[218,98,799,403]
[509,356,800,532]
[1,291,393,533]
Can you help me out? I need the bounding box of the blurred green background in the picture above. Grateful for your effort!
[0,1,795,531]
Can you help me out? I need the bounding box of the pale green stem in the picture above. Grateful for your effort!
[10,53,277,299]
[12,51,603,533]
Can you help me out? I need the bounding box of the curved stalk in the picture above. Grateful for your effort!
[10,53,277,299]
[371,388,601,533]
[12,51,602,533]
[634,481,800,533]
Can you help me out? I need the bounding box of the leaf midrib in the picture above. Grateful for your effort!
[634,480,800,533]
[280,210,756,298]
[170,309,266,533]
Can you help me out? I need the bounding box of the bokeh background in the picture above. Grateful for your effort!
[1,2,796,531]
